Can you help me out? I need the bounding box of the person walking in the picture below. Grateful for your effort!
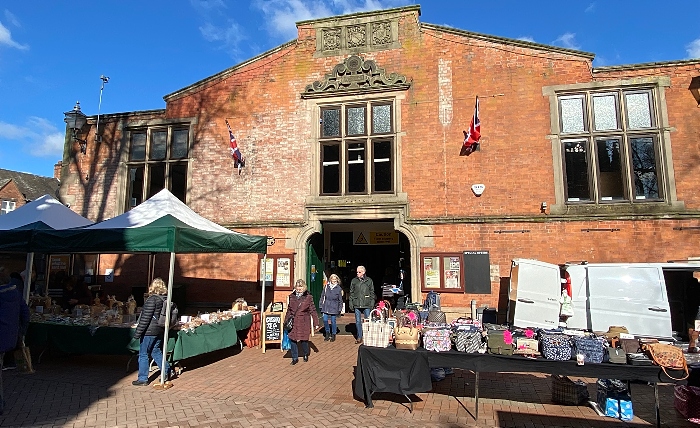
[284,279,320,365]
[0,268,30,415]
[132,277,172,386]
[320,274,343,342]
[349,265,375,344]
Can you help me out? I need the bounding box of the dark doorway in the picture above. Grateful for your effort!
[327,227,410,304]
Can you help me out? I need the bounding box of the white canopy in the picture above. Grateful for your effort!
[0,194,93,230]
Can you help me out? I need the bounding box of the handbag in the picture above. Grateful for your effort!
[606,347,627,364]
[540,333,572,361]
[619,338,641,354]
[642,342,689,380]
[423,325,452,352]
[572,336,606,363]
[455,330,485,353]
[551,374,589,405]
[487,330,514,355]
[394,319,420,350]
[674,385,700,420]
[514,338,539,355]
[284,317,294,333]
[427,309,447,324]
[361,308,392,348]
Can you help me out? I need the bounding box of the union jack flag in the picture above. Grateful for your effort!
[226,120,245,172]
[461,97,481,156]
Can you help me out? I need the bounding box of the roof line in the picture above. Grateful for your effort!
[421,23,596,60]
[163,40,297,102]
[296,5,421,26]
[593,58,700,72]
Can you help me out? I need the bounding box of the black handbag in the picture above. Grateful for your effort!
[284,317,294,332]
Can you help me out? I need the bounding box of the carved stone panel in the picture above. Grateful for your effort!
[346,25,367,48]
[372,21,392,46]
[303,55,410,97]
[322,28,342,51]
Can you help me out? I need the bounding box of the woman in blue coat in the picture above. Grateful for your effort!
[0,269,29,415]
[319,274,344,342]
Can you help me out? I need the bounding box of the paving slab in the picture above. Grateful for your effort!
[0,334,695,427]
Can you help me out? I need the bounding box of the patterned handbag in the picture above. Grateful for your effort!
[642,342,689,380]
[423,325,452,352]
[572,336,606,363]
[455,330,485,353]
[361,308,392,348]
[540,333,573,361]
[513,338,539,355]
[551,374,589,405]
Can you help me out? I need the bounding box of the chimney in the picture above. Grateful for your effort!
[54,161,63,181]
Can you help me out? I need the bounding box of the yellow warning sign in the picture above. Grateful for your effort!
[355,232,369,245]
[352,231,398,245]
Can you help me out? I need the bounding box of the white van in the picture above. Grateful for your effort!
[507,259,700,340]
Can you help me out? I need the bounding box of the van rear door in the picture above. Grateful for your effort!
[586,265,672,339]
[508,259,561,329]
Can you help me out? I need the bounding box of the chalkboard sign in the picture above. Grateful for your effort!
[262,312,285,353]
[463,251,491,294]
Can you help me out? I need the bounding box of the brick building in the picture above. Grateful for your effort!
[57,6,700,318]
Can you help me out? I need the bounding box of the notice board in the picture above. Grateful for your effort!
[463,251,491,294]
[262,312,285,353]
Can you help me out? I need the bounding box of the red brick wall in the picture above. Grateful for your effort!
[0,180,25,209]
[58,9,700,314]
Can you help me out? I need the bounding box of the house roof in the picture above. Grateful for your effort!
[0,168,60,201]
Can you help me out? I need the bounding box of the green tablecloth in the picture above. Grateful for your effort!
[27,312,252,361]
[26,322,134,355]
[128,312,253,361]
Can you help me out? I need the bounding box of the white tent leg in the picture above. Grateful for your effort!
[160,251,175,385]
[24,252,34,303]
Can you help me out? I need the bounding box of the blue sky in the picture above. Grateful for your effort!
[1,0,698,178]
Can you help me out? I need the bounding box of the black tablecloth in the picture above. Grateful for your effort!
[355,345,672,407]
[353,345,432,406]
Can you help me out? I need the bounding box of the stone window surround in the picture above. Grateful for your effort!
[116,117,196,214]
[542,77,684,215]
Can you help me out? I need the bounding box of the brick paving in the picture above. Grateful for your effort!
[1,331,696,427]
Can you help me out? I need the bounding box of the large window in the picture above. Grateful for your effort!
[557,89,663,203]
[319,100,395,195]
[0,200,16,215]
[125,126,189,209]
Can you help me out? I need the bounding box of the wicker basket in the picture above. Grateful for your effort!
[551,374,589,405]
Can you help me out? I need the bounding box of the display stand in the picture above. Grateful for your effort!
[262,310,285,353]
[242,311,261,348]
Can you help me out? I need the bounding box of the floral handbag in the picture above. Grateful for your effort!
[642,343,689,380]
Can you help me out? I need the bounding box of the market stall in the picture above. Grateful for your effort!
[26,189,268,384]
[354,345,676,427]
[0,194,94,302]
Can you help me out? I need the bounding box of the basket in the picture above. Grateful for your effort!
[551,374,589,405]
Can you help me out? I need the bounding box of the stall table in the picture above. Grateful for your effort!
[355,345,679,427]
[26,312,253,370]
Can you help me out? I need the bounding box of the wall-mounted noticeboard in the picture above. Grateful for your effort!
[262,311,285,353]
[463,251,491,294]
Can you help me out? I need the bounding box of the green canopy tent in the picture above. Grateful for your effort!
[31,189,268,384]
[0,194,94,302]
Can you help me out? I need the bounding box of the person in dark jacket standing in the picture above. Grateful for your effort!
[349,265,375,344]
[0,268,30,415]
[319,274,343,342]
[284,279,320,365]
[132,277,171,386]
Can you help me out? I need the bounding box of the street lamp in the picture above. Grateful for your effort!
[64,101,88,154]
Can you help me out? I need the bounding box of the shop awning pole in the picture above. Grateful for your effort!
[23,252,34,303]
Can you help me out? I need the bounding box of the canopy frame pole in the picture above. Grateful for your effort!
[260,254,267,353]
[159,251,175,385]
[23,252,34,303]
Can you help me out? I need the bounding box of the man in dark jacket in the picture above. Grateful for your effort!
[349,265,375,344]
[132,278,171,386]
[0,269,30,415]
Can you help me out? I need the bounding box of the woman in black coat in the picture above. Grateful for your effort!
[284,279,320,365]
[132,278,171,386]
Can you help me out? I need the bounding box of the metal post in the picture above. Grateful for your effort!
[23,252,34,303]
[474,371,479,421]
[260,254,267,353]
[159,252,175,385]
